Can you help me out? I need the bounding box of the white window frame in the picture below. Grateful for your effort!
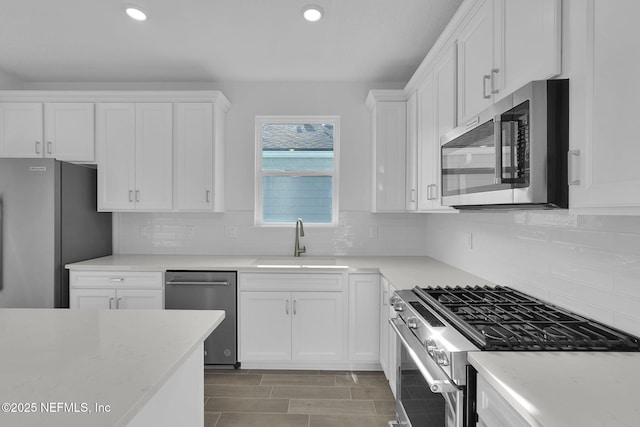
[255,115,340,227]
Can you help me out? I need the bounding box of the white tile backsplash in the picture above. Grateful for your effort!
[114,210,429,257]
[426,211,640,337]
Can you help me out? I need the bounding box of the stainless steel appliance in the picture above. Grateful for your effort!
[440,79,569,209]
[0,158,112,308]
[388,285,640,427]
[165,270,239,367]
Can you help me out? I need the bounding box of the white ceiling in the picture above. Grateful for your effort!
[0,0,463,84]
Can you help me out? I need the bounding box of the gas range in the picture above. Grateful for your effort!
[389,285,640,427]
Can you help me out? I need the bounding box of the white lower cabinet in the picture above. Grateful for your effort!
[69,271,163,310]
[476,374,531,427]
[348,274,380,362]
[379,277,398,397]
[239,273,347,367]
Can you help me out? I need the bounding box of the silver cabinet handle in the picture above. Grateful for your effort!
[382,289,388,306]
[293,300,297,315]
[568,150,581,186]
[108,297,114,309]
[490,68,500,94]
[35,141,41,154]
[482,75,491,99]
[285,299,290,315]
[206,190,211,203]
[109,278,124,282]
[129,190,134,203]
[135,190,140,202]
[117,297,122,309]
[47,141,52,154]
[410,188,416,203]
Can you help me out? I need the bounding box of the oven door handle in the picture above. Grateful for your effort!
[390,318,460,394]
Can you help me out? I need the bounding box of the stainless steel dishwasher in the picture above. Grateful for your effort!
[164,271,238,368]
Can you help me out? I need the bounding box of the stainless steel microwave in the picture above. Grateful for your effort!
[440,79,569,209]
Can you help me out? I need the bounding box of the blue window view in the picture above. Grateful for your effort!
[261,123,335,224]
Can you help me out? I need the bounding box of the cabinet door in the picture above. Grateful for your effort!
[44,103,95,162]
[174,103,214,211]
[388,284,398,398]
[500,0,561,98]
[476,375,531,427]
[240,292,291,361]
[379,277,390,378]
[569,0,640,210]
[417,75,437,211]
[457,0,497,123]
[116,289,163,310]
[348,274,380,362]
[405,92,418,211]
[373,101,407,212]
[97,103,136,210]
[69,288,117,309]
[135,103,173,210]
[292,291,345,361]
[0,103,43,157]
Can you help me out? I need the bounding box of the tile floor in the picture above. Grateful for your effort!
[203,369,396,427]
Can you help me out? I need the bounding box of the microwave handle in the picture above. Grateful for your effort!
[494,116,503,184]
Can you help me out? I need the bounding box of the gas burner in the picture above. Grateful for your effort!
[414,285,640,351]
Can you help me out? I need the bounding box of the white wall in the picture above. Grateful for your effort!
[32,81,427,256]
[426,212,640,337]
[0,69,23,89]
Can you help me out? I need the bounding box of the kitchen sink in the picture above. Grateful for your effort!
[253,257,349,269]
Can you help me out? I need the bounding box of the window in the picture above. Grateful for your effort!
[255,116,339,225]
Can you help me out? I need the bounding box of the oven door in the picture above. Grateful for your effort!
[390,318,466,427]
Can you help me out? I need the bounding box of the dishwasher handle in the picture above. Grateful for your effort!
[165,280,229,286]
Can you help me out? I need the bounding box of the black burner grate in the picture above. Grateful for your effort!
[415,285,640,351]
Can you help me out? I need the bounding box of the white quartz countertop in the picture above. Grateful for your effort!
[0,308,224,426]
[468,351,640,427]
[66,255,494,290]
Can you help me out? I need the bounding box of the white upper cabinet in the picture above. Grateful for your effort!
[405,92,419,211]
[44,103,95,162]
[173,102,226,212]
[0,103,43,157]
[366,90,407,212]
[500,0,561,97]
[97,103,173,211]
[416,42,458,212]
[457,0,561,123]
[566,0,640,212]
[457,0,497,123]
[0,101,95,162]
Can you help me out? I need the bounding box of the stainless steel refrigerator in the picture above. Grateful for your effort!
[0,158,112,308]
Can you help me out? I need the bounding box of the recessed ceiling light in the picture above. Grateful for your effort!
[302,5,324,22]
[125,6,148,21]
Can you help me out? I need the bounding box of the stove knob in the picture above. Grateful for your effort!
[434,349,450,366]
[425,338,437,355]
[393,302,404,312]
[407,317,418,329]
[389,295,399,306]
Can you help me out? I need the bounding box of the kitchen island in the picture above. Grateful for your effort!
[469,351,640,427]
[0,308,224,426]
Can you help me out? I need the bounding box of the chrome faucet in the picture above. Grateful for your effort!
[294,218,306,257]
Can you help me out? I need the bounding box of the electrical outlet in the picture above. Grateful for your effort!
[224,226,237,239]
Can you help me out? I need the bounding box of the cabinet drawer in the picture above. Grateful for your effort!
[239,273,344,292]
[70,271,163,289]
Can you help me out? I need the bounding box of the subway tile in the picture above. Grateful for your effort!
[614,270,640,299]
[549,262,614,292]
[205,397,289,413]
[215,413,310,427]
[613,312,640,338]
[550,229,614,250]
[289,399,376,415]
[614,232,640,254]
